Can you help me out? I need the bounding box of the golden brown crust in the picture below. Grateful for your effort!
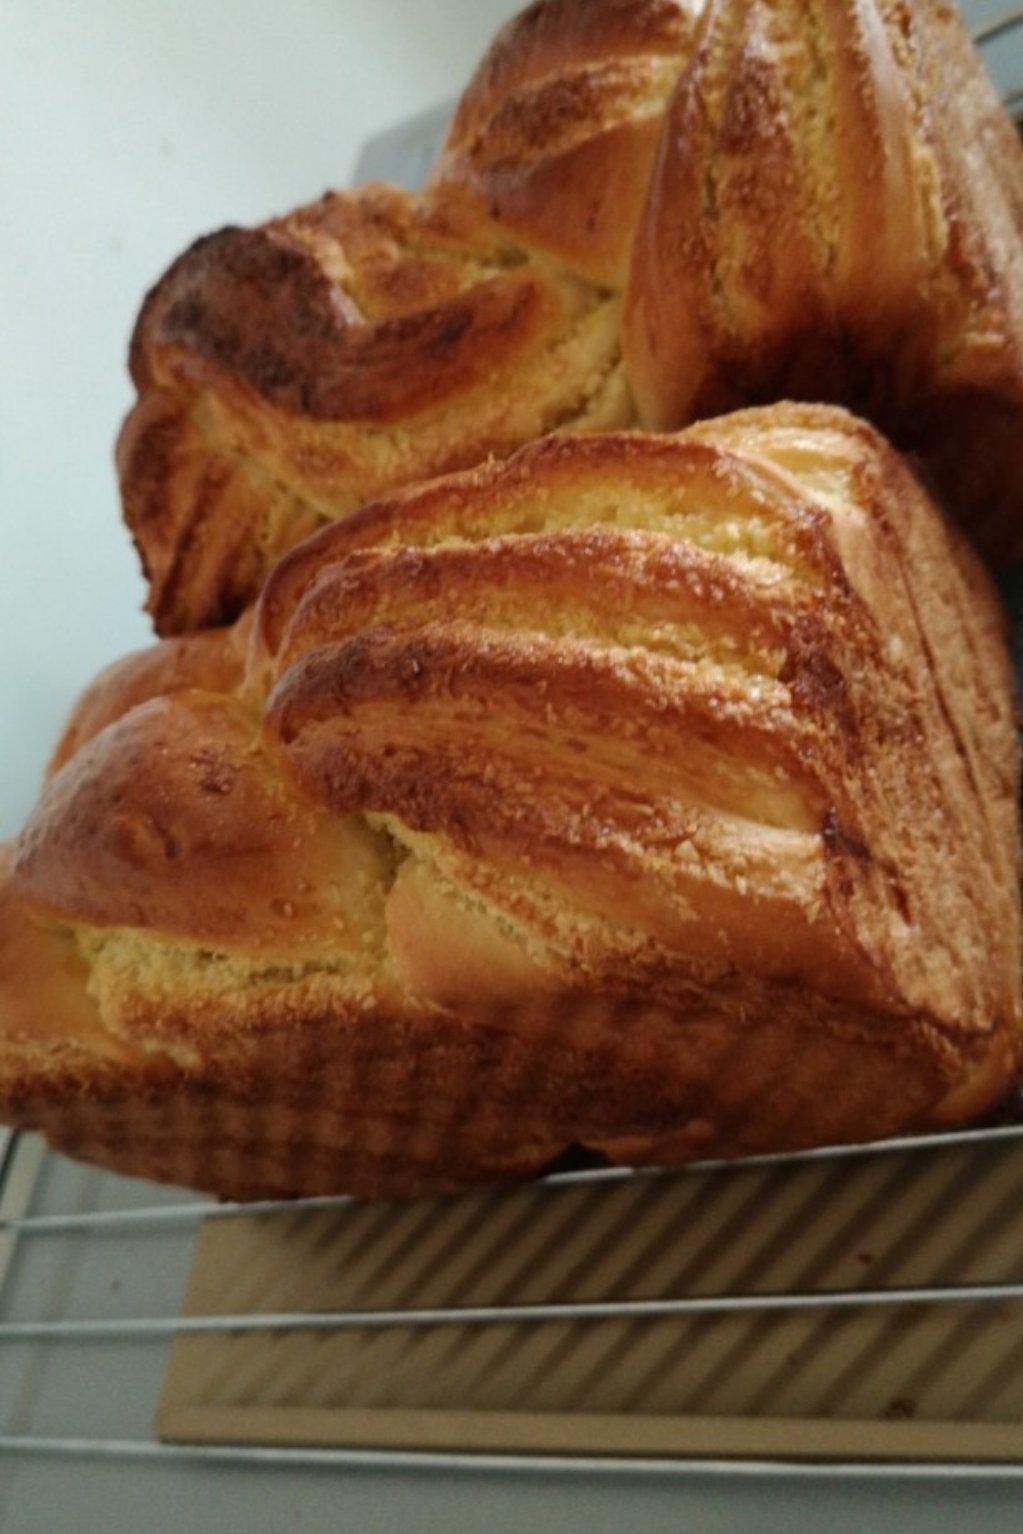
[16,692,392,955]
[48,614,252,774]
[430,0,697,285]
[0,991,973,1203]
[121,183,631,634]
[257,413,1019,1028]
[0,847,132,1065]
[623,0,1023,561]
[118,0,1023,635]
[2,407,1019,1198]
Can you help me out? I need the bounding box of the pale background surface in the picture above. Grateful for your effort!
[2,1,1023,1528]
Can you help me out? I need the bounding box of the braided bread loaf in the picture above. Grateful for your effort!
[2,406,1018,1199]
[120,0,1023,634]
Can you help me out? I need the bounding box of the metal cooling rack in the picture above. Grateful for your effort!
[3,3,1023,1495]
[3,1120,1023,1477]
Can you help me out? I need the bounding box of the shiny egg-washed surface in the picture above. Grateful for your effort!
[0,405,1018,1200]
